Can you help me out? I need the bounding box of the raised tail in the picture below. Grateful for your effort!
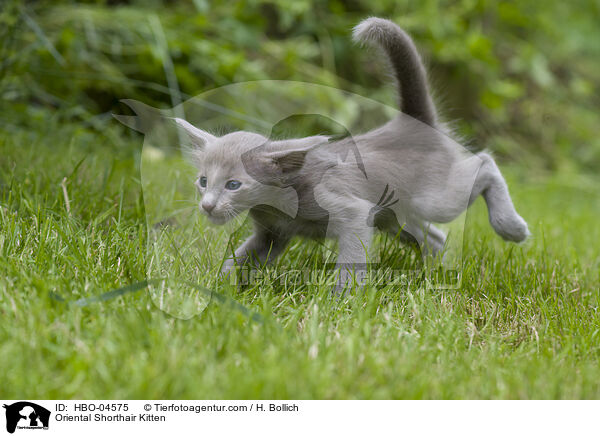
[353,17,437,127]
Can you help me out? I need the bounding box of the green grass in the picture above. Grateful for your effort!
[1,118,599,399]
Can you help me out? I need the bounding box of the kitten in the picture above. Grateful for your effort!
[175,17,530,292]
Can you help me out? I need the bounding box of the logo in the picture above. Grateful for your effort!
[3,402,50,433]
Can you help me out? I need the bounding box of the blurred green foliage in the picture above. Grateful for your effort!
[1,0,599,171]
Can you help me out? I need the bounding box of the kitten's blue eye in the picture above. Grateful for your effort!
[199,176,207,188]
[225,180,242,190]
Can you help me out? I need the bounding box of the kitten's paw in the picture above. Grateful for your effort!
[491,212,530,242]
[331,282,354,299]
[220,259,235,277]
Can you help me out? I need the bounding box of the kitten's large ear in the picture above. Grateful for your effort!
[266,149,309,174]
[172,118,216,151]
[242,145,311,187]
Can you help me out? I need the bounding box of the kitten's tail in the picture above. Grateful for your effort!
[353,17,437,127]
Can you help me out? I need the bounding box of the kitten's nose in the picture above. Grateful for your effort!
[201,201,216,214]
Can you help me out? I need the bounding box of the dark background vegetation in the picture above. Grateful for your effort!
[2,0,599,172]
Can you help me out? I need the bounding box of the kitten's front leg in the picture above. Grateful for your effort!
[316,192,374,295]
[220,237,251,276]
[333,224,374,295]
[221,232,289,275]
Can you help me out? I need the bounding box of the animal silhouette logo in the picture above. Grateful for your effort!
[3,402,50,433]
[112,81,479,319]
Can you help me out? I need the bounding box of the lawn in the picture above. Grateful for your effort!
[1,117,599,399]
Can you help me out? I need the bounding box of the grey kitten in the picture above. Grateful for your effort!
[175,17,529,292]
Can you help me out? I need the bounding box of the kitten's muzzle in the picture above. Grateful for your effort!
[201,200,216,214]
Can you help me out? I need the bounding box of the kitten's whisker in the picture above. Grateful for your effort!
[161,206,197,216]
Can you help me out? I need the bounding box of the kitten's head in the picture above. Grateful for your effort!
[175,118,315,225]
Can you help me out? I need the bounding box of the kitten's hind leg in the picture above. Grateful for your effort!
[367,196,445,261]
[400,221,446,260]
[470,153,529,242]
